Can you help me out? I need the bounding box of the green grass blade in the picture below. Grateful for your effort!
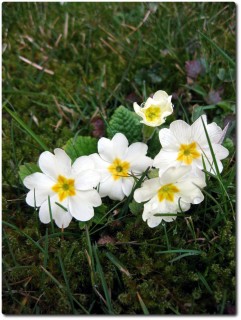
[93,244,114,314]
[199,32,235,67]
[197,272,213,294]
[3,105,48,151]
[105,252,131,277]
[136,292,150,315]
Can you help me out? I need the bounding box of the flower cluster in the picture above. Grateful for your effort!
[23,90,229,229]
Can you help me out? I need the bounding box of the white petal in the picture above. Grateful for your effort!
[130,156,153,174]
[153,150,178,172]
[211,144,229,160]
[53,148,72,176]
[133,102,143,117]
[77,189,102,207]
[99,177,125,200]
[144,97,155,108]
[38,151,58,179]
[54,210,73,229]
[170,120,191,144]
[112,133,129,158]
[72,156,95,175]
[160,166,191,185]
[159,128,180,150]
[26,188,54,207]
[75,169,100,190]
[68,193,94,221]
[134,178,159,203]
[124,142,148,162]
[89,153,109,180]
[190,115,207,146]
[176,180,205,204]
[39,196,72,228]
[39,199,52,224]
[23,172,55,189]
[122,177,135,196]
[153,90,169,102]
[98,137,114,162]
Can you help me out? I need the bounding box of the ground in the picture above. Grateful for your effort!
[2,2,236,315]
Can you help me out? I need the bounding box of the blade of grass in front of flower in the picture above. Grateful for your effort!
[199,32,235,67]
[40,266,89,314]
[120,167,150,217]
[3,105,48,151]
[136,292,150,315]
[105,252,131,277]
[2,221,45,254]
[92,244,115,314]
[48,196,55,234]
[197,272,213,294]
[57,253,76,314]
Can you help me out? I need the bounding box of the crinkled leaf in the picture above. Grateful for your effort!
[19,163,41,182]
[107,106,142,144]
[64,136,97,161]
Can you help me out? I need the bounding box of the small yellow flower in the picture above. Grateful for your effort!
[134,90,173,127]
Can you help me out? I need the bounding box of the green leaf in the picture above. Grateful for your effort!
[64,136,97,161]
[107,106,142,144]
[129,200,143,216]
[19,163,41,182]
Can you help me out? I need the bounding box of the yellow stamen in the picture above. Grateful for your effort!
[176,142,200,165]
[108,158,130,181]
[52,175,76,202]
[158,184,179,202]
[143,106,161,122]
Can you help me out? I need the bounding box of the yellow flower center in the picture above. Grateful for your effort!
[158,183,179,202]
[52,175,76,202]
[108,158,130,181]
[143,106,161,122]
[176,142,201,165]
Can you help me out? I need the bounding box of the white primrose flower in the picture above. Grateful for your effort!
[133,90,173,127]
[134,166,206,228]
[90,133,153,201]
[23,149,101,228]
[153,115,229,176]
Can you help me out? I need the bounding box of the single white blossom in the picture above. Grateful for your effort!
[153,115,229,176]
[23,149,101,228]
[134,166,206,228]
[133,90,173,127]
[90,133,153,201]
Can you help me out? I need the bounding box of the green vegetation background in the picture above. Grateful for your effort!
[2,2,236,315]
